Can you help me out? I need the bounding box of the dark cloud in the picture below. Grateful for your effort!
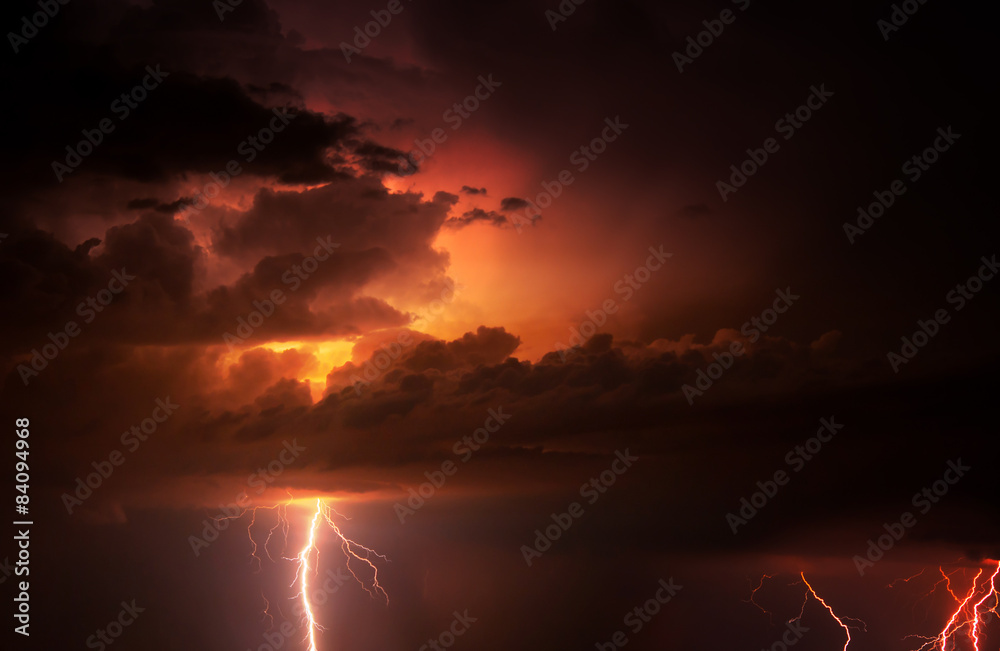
[126,198,160,210]
[9,319,995,559]
[245,81,305,107]
[499,197,530,211]
[445,208,508,228]
[127,197,195,214]
[432,191,459,205]
[461,185,487,195]
[0,203,427,351]
[4,63,358,204]
[402,326,521,372]
[352,140,410,174]
[208,179,454,300]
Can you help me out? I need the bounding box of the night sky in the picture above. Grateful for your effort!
[2,0,998,649]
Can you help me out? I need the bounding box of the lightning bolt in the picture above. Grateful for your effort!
[930,567,963,602]
[225,496,389,651]
[746,571,866,647]
[969,563,1000,650]
[261,592,281,629]
[295,501,327,651]
[906,559,1000,651]
[750,561,999,651]
[888,569,928,589]
[290,499,389,651]
[216,495,292,572]
[800,572,867,651]
[745,573,776,623]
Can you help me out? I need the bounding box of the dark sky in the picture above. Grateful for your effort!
[1,0,998,649]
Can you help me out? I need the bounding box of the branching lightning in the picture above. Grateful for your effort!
[217,496,292,572]
[224,495,389,651]
[904,559,1000,651]
[746,571,865,648]
[799,572,867,651]
[290,499,389,651]
[745,573,776,623]
[749,559,1000,651]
